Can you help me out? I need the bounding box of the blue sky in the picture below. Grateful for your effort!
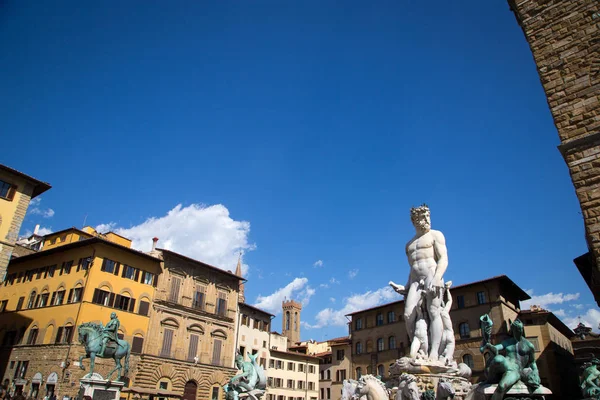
[2,1,597,340]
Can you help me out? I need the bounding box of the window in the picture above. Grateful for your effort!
[459,322,470,339]
[161,329,174,357]
[52,290,65,306]
[92,289,111,306]
[336,349,344,360]
[55,326,74,344]
[37,293,49,307]
[376,313,384,326]
[188,334,199,361]
[287,379,294,389]
[269,359,275,368]
[101,258,119,274]
[389,336,396,350]
[356,367,362,379]
[78,257,92,271]
[68,287,83,303]
[327,388,330,399]
[377,338,384,352]
[309,365,315,374]
[27,291,36,309]
[169,276,181,303]
[321,389,324,399]
[254,319,260,329]
[138,300,150,316]
[298,363,304,372]
[336,369,346,382]
[387,311,395,323]
[114,294,135,312]
[16,297,24,311]
[60,261,73,275]
[193,288,205,310]
[457,295,465,309]
[276,360,283,369]
[241,314,248,326]
[0,180,15,200]
[377,364,384,377]
[355,318,362,330]
[326,370,330,380]
[0,300,7,312]
[462,354,474,369]
[27,329,38,345]
[297,380,304,389]
[47,265,56,277]
[132,336,144,354]
[263,340,267,348]
[216,292,227,317]
[143,271,155,285]
[477,291,486,305]
[287,362,295,371]
[122,265,137,280]
[308,382,315,390]
[356,342,362,354]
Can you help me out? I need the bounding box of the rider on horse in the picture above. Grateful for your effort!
[98,312,120,357]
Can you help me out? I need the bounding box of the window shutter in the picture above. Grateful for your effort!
[59,263,64,276]
[92,289,99,304]
[138,301,150,316]
[169,277,181,303]
[129,298,136,313]
[121,266,127,278]
[108,293,116,307]
[132,337,144,354]
[212,339,222,365]
[114,263,121,276]
[161,329,174,357]
[66,327,74,343]
[55,327,64,344]
[134,269,140,282]
[77,258,82,272]
[50,292,56,306]
[79,287,84,302]
[67,289,73,303]
[188,334,199,361]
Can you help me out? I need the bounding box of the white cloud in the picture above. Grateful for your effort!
[330,297,336,303]
[313,260,323,268]
[95,223,117,233]
[348,269,359,279]
[563,308,600,332]
[319,283,329,289]
[37,227,53,236]
[330,277,340,285]
[27,197,55,218]
[521,291,580,310]
[304,285,398,328]
[553,309,566,317]
[100,203,255,276]
[573,304,585,310]
[253,278,315,315]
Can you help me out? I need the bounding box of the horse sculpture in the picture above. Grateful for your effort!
[357,375,389,400]
[77,322,131,381]
[395,373,420,400]
[342,379,364,400]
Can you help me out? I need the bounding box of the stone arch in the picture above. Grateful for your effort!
[118,287,133,297]
[131,328,145,337]
[151,364,179,386]
[98,281,113,292]
[62,317,76,327]
[56,282,67,291]
[73,279,85,287]
[211,329,227,339]
[43,323,55,344]
[187,323,204,334]
[161,318,180,328]
[40,285,50,293]
[138,292,152,302]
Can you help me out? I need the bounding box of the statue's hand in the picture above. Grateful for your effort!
[389,281,406,295]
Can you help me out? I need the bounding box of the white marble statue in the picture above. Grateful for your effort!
[390,204,448,361]
[439,282,455,364]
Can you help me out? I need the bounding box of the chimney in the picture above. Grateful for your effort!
[152,237,159,251]
[33,224,40,236]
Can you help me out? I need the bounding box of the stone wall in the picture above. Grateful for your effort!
[508,0,600,302]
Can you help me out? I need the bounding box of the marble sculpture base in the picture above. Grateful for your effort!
[79,373,124,400]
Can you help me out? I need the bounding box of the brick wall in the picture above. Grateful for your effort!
[509,0,600,303]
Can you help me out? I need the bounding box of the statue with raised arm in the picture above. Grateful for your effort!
[224,353,266,400]
[480,317,540,400]
[390,204,448,360]
[98,312,120,357]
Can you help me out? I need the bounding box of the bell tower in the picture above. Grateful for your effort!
[282,299,302,345]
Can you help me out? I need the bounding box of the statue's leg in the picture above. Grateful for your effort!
[403,283,420,344]
[78,354,88,370]
[409,337,420,359]
[492,370,519,400]
[427,291,443,360]
[98,339,107,357]
[89,353,95,376]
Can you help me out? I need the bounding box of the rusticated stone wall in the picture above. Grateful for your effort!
[509,0,600,304]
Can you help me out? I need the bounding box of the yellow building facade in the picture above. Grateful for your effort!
[0,227,161,398]
[0,164,51,278]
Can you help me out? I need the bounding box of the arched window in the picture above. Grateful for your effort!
[459,322,470,339]
[355,342,362,354]
[285,311,290,330]
[356,367,362,379]
[27,291,37,309]
[462,354,474,369]
[377,338,384,352]
[376,313,383,326]
[326,370,330,380]
[377,364,384,377]
[388,336,396,350]
[294,312,298,331]
[366,365,373,374]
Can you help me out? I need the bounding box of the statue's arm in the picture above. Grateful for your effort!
[432,231,448,283]
[444,288,453,311]
[231,366,252,382]
[484,342,502,355]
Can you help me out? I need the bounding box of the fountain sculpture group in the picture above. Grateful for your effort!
[341,205,551,400]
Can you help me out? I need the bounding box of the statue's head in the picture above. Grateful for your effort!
[235,354,244,368]
[510,319,524,338]
[410,204,431,232]
[110,312,117,319]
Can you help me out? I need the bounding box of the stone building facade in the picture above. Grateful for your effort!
[317,337,351,400]
[132,248,242,400]
[347,275,530,382]
[0,164,50,278]
[238,302,272,367]
[508,0,600,305]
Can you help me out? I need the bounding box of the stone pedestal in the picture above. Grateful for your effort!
[465,382,552,400]
[79,373,124,400]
